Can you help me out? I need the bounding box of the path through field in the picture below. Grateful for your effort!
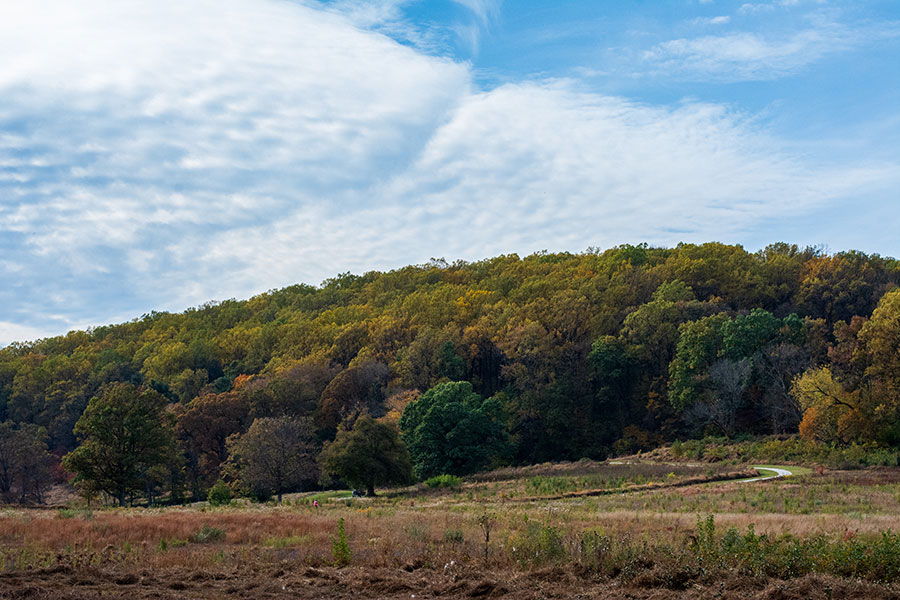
[740,466,795,483]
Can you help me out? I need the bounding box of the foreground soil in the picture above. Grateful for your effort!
[2,564,898,600]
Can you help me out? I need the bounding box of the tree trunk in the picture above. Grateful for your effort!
[366,482,375,497]
[191,469,201,502]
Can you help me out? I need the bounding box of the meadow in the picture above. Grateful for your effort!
[3,460,900,599]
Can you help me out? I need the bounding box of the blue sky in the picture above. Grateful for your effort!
[1,0,898,345]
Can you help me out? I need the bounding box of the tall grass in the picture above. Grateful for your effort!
[4,504,900,584]
[6,460,900,587]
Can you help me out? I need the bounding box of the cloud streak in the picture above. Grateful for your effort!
[643,23,853,81]
[641,6,900,82]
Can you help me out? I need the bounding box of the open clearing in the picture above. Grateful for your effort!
[4,460,900,599]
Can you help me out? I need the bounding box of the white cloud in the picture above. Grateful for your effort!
[0,0,897,342]
[739,3,777,14]
[692,16,731,26]
[0,322,76,348]
[739,0,802,15]
[452,0,502,25]
[642,21,857,81]
[163,82,900,306]
[0,0,469,334]
[310,0,451,53]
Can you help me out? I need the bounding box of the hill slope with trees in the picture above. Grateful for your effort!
[1,242,899,503]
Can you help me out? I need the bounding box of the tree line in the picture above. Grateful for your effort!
[1,242,898,504]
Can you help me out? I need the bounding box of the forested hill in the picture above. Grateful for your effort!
[2,242,900,500]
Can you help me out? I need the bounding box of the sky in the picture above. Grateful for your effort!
[0,0,898,346]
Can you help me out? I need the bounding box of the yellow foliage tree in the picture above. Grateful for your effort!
[792,367,859,443]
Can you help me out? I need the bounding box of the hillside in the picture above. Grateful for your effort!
[1,242,899,504]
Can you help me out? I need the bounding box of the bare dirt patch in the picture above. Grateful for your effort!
[1,566,898,600]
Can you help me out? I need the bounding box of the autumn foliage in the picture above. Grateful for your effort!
[0,242,898,503]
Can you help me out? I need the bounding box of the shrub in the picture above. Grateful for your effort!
[443,528,464,543]
[405,523,428,540]
[525,475,577,496]
[57,508,93,520]
[865,447,899,467]
[424,474,463,489]
[512,520,566,567]
[192,524,226,543]
[157,538,188,551]
[207,480,232,506]
[331,518,351,567]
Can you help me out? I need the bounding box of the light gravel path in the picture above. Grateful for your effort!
[740,466,794,483]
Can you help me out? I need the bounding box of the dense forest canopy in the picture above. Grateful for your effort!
[1,242,899,502]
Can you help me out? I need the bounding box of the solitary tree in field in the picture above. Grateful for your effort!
[63,383,175,507]
[320,415,412,496]
[227,416,318,502]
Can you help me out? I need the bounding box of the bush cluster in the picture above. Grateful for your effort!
[424,474,463,489]
[207,480,232,506]
[191,525,226,544]
[544,515,900,584]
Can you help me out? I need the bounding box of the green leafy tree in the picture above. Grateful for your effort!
[319,415,412,496]
[720,308,781,359]
[63,383,175,506]
[669,309,812,435]
[667,314,729,411]
[399,381,510,479]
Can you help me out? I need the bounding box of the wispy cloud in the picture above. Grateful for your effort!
[0,0,469,341]
[311,0,451,53]
[0,0,897,346]
[316,0,501,56]
[642,21,859,81]
[159,82,900,312]
[691,16,731,26]
[739,0,801,16]
[452,0,502,25]
[450,0,503,55]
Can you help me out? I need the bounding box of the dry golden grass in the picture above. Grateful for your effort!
[3,474,899,568]
[6,462,900,597]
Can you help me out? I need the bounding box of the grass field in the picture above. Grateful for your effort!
[3,461,900,599]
